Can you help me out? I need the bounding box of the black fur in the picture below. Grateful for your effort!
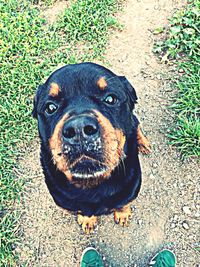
[33,62,141,217]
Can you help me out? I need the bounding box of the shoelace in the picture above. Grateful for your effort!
[82,259,102,267]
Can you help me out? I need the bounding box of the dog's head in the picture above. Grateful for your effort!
[33,63,137,184]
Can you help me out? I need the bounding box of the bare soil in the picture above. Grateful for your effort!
[15,0,200,266]
[43,0,70,24]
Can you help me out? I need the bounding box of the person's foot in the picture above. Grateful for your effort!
[149,249,176,267]
[80,247,104,267]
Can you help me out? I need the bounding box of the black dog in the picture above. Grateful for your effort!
[32,62,151,233]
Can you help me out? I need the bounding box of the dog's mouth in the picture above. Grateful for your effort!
[61,140,108,179]
[69,155,108,179]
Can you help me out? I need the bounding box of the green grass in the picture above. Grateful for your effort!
[56,0,120,46]
[153,0,200,159]
[54,0,122,61]
[0,0,121,265]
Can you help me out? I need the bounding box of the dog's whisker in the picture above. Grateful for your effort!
[119,158,126,176]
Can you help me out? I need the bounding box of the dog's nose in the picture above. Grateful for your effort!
[62,115,99,144]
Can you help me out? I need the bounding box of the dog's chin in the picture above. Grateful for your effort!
[70,157,108,179]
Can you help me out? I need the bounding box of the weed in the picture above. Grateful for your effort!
[153,1,200,58]
[168,115,200,158]
[153,1,200,159]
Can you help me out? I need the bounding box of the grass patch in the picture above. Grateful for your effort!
[56,0,121,45]
[0,1,59,265]
[55,0,122,60]
[0,0,122,265]
[153,1,200,159]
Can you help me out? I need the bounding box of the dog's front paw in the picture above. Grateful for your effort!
[114,205,132,226]
[77,214,97,234]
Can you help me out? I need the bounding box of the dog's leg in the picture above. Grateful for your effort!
[137,126,152,154]
[77,213,98,234]
[114,204,132,226]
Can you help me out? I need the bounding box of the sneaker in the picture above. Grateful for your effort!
[149,249,176,267]
[80,247,104,267]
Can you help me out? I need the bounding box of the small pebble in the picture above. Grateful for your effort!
[178,68,184,73]
[182,221,190,230]
[182,206,191,215]
[132,206,136,212]
[152,162,158,168]
[173,215,178,221]
[138,219,143,226]
[149,173,154,179]
[171,222,176,229]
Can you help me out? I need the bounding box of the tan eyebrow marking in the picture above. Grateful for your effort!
[97,77,107,90]
[49,82,61,97]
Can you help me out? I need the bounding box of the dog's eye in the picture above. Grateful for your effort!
[104,94,118,105]
[45,103,58,115]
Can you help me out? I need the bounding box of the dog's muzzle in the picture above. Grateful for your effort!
[49,110,126,182]
[61,114,106,178]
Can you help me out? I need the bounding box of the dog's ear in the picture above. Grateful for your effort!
[32,84,45,119]
[118,76,137,110]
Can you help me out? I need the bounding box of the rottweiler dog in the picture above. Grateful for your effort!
[32,62,151,233]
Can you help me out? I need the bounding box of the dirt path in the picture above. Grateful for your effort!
[16,0,199,266]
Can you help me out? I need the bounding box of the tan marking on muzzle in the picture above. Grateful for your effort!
[49,82,61,97]
[94,110,126,178]
[49,113,72,181]
[97,77,107,90]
